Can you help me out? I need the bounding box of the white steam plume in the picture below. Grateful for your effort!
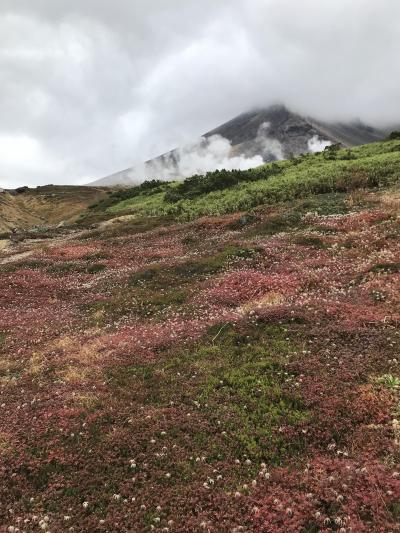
[123,122,284,184]
[255,122,284,160]
[307,135,332,153]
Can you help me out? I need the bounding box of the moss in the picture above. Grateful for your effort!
[147,289,188,307]
[193,323,308,462]
[17,260,45,270]
[181,234,198,246]
[298,192,350,215]
[87,263,107,274]
[129,245,259,287]
[0,260,47,273]
[389,501,400,521]
[0,332,6,346]
[129,265,163,285]
[173,244,259,277]
[47,262,84,274]
[369,262,400,274]
[83,251,110,261]
[292,234,327,248]
[107,322,307,466]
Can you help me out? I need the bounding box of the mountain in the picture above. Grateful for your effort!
[90,104,387,186]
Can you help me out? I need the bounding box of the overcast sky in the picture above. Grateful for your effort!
[0,0,399,188]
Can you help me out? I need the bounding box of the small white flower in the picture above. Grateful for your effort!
[82,501,89,509]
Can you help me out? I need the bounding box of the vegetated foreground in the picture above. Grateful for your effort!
[1,145,400,531]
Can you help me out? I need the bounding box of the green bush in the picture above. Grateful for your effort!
[164,164,283,203]
[388,131,400,140]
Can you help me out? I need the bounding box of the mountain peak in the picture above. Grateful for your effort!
[90,105,386,186]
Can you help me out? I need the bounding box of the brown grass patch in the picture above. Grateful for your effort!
[72,392,101,410]
[239,292,285,314]
[0,431,13,455]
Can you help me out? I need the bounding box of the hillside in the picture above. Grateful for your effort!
[0,185,109,233]
[0,139,400,531]
[85,138,400,223]
[91,105,388,186]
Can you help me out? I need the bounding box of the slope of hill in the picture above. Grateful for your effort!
[1,139,399,531]
[85,138,400,223]
[91,105,387,186]
[0,185,110,233]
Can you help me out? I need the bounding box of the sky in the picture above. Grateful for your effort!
[0,0,399,188]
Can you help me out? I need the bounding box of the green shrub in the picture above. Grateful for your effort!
[388,131,400,140]
[87,264,107,274]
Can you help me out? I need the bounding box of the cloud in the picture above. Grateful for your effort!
[0,0,399,187]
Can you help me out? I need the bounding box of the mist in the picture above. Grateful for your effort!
[117,122,285,184]
[0,0,399,188]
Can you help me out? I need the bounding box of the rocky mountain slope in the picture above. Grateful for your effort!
[91,104,387,186]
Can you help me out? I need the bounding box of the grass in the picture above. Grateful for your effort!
[376,374,400,389]
[101,140,400,221]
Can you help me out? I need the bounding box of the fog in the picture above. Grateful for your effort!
[0,0,399,187]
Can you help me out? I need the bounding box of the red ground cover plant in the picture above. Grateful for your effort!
[0,195,399,531]
[252,457,400,532]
